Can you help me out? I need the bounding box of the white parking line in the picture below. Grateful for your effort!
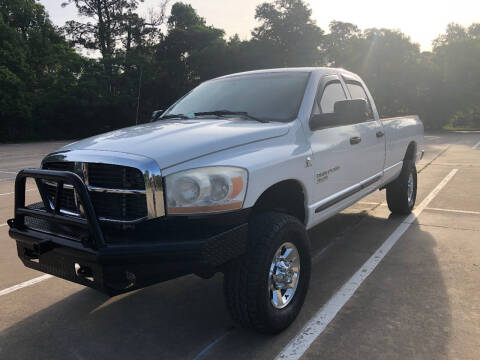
[0,223,7,228]
[345,202,480,217]
[0,153,47,159]
[0,190,15,196]
[0,170,17,174]
[418,145,451,173]
[472,140,480,150]
[275,169,458,360]
[426,207,480,215]
[0,188,33,196]
[0,275,53,297]
[433,163,480,167]
[358,201,383,206]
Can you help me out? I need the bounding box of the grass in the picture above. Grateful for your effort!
[443,124,480,131]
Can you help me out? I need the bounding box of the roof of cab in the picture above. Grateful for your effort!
[212,67,356,81]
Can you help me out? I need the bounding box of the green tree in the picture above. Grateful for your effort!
[2,0,480,141]
[0,0,84,141]
[323,26,428,121]
[356,29,421,118]
[156,3,226,103]
[0,9,30,138]
[324,21,361,66]
[432,23,480,128]
[62,0,140,60]
[252,0,324,67]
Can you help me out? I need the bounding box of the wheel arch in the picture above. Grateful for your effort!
[251,179,307,224]
[404,141,417,161]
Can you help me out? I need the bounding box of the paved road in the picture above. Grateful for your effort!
[0,133,479,360]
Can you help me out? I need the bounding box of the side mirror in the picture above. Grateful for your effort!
[334,99,368,124]
[151,109,163,122]
[309,99,368,131]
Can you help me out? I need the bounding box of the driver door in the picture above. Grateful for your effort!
[306,75,365,210]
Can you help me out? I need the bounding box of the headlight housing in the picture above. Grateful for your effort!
[165,167,248,214]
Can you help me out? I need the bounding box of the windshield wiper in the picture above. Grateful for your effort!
[160,113,190,120]
[194,110,269,123]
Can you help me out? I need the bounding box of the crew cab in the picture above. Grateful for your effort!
[8,68,424,333]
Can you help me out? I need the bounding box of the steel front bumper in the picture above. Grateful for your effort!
[8,169,248,296]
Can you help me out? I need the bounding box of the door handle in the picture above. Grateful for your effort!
[376,131,384,138]
[350,136,362,145]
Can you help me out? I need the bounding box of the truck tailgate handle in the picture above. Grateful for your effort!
[376,131,384,138]
[350,136,362,145]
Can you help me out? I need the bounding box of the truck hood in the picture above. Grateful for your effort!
[59,119,290,169]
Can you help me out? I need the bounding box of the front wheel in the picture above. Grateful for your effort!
[386,160,417,214]
[223,212,311,334]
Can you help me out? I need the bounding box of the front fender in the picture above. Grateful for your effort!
[161,121,313,221]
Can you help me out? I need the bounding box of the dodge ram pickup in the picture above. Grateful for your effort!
[8,67,424,333]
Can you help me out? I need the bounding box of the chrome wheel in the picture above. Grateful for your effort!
[407,172,414,205]
[268,242,300,309]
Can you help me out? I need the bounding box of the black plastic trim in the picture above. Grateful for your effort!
[315,175,382,213]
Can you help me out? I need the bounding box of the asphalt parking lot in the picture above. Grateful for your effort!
[0,132,479,360]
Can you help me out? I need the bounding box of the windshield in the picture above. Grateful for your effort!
[163,72,310,122]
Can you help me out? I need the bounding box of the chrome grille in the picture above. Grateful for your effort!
[43,162,148,222]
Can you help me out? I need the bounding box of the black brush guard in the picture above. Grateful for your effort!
[8,169,248,296]
[10,169,105,248]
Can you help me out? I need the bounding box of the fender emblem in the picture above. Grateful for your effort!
[306,157,312,168]
[316,166,340,183]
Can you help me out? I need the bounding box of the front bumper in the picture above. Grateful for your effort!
[8,169,248,296]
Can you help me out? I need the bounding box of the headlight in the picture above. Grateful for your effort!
[165,167,248,214]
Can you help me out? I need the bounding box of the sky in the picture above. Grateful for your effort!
[40,0,480,51]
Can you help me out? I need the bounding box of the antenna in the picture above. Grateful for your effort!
[135,66,143,125]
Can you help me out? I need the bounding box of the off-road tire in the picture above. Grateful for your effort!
[223,212,311,334]
[386,160,417,214]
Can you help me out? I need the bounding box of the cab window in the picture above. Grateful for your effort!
[345,81,374,120]
[317,81,347,114]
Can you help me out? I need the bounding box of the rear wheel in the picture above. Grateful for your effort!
[386,160,417,214]
[223,212,311,333]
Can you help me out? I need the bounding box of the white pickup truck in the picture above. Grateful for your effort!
[9,67,424,333]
